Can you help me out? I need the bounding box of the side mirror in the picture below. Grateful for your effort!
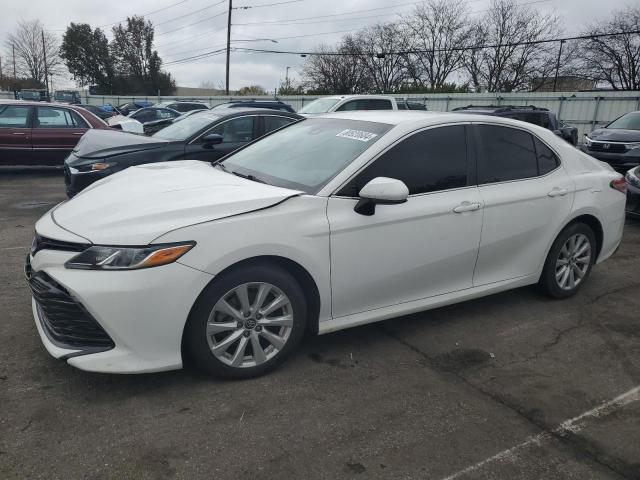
[201,133,224,146]
[354,177,409,216]
[553,129,563,137]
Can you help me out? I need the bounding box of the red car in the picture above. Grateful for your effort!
[0,101,110,166]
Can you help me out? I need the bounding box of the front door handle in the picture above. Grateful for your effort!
[12,132,26,135]
[548,188,568,197]
[453,201,482,213]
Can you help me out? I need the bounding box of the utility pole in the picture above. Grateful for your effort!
[552,40,565,93]
[41,30,49,95]
[285,66,290,84]
[225,0,232,95]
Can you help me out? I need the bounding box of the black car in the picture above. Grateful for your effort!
[128,107,181,124]
[581,111,640,172]
[115,101,154,116]
[64,108,302,197]
[452,105,578,145]
[212,100,296,113]
[625,166,640,218]
[77,104,115,120]
[155,101,210,113]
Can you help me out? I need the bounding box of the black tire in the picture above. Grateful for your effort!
[539,222,596,299]
[184,263,307,379]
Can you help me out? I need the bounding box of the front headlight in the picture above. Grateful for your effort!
[626,168,640,188]
[75,162,116,173]
[65,242,195,270]
[625,142,640,150]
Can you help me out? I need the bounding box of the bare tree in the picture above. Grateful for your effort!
[579,6,640,90]
[402,0,471,89]
[301,36,370,94]
[4,19,62,84]
[355,23,411,93]
[463,0,560,92]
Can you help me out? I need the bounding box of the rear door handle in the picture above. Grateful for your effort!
[453,202,482,213]
[73,132,85,135]
[548,188,568,197]
[12,132,26,135]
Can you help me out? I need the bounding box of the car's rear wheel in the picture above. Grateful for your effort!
[539,223,596,298]
[184,263,307,379]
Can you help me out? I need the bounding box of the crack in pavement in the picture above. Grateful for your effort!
[378,325,637,480]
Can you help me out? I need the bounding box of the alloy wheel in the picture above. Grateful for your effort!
[206,282,294,368]
[555,233,591,291]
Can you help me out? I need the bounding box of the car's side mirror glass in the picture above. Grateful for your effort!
[201,133,224,146]
[354,177,409,216]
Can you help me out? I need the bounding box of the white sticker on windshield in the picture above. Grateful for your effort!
[336,129,378,142]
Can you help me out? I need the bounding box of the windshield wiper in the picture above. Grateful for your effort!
[230,170,268,184]
[212,162,228,172]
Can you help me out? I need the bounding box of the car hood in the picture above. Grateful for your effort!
[587,128,640,142]
[70,129,167,160]
[50,160,302,245]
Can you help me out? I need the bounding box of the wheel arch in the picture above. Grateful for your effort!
[181,255,322,358]
[564,214,604,260]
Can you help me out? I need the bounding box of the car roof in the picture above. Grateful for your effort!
[318,110,547,129]
[314,95,394,101]
[211,107,301,118]
[0,100,84,109]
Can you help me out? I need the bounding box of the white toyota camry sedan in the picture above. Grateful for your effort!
[26,111,626,378]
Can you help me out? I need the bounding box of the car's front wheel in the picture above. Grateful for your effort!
[184,263,307,379]
[539,222,596,298]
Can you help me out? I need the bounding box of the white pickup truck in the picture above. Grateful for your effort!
[298,95,426,115]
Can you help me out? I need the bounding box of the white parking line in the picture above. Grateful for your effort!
[440,386,640,480]
[0,246,27,250]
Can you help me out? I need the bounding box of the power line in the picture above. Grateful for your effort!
[232,29,640,56]
[157,10,228,36]
[97,0,188,28]
[231,11,415,27]
[155,1,227,27]
[234,0,304,9]
[165,48,227,65]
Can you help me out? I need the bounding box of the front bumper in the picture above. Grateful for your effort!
[580,145,640,172]
[26,246,213,373]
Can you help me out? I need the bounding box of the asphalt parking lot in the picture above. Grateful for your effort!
[1,172,639,480]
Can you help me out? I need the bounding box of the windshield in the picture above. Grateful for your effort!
[55,92,76,101]
[221,117,391,193]
[152,112,220,141]
[606,112,640,131]
[298,98,340,114]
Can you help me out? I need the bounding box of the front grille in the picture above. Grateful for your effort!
[587,142,627,153]
[26,267,114,350]
[31,234,88,256]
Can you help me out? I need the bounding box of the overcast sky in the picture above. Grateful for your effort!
[0,0,632,91]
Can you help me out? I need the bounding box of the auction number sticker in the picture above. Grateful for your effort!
[336,129,378,142]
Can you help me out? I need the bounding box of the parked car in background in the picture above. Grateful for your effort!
[581,111,640,172]
[625,166,640,217]
[142,109,207,136]
[396,99,427,110]
[0,101,110,165]
[452,105,578,146]
[19,89,50,102]
[53,90,82,104]
[107,107,181,134]
[298,95,408,115]
[212,100,296,113]
[64,108,302,196]
[115,101,154,116]
[29,111,625,378]
[77,104,116,120]
[154,101,210,113]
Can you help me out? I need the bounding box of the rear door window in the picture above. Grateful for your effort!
[36,107,87,128]
[263,115,296,135]
[476,125,538,184]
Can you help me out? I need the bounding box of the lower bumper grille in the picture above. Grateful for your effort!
[26,260,114,351]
